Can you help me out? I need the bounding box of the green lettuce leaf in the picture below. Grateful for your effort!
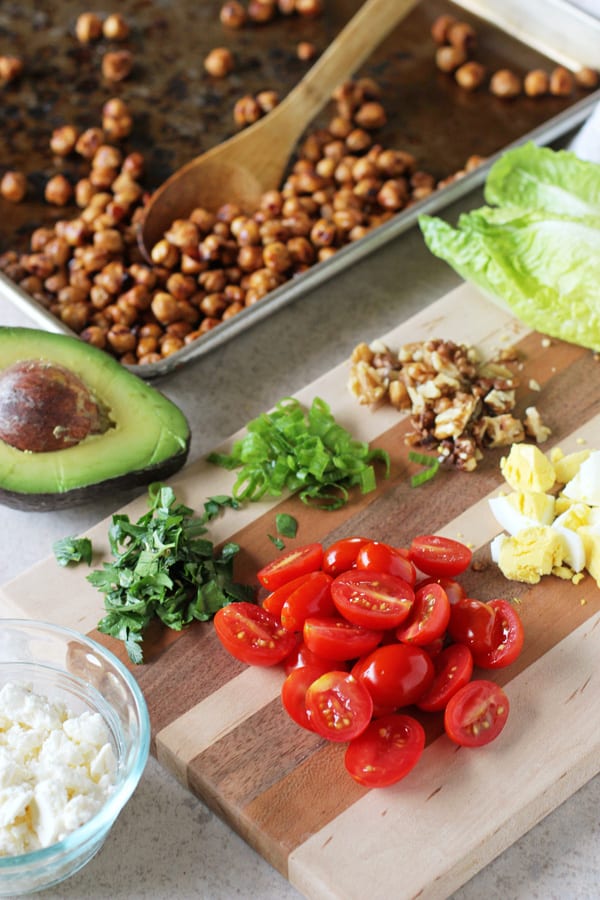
[485,142,600,217]
[420,207,600,351]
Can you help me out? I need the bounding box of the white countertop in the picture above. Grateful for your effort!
[2,193,600,900]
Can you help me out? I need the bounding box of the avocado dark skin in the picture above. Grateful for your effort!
[0,327,191,511]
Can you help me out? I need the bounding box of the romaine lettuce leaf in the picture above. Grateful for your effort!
[419,144,600,351]
[485,142,600,217]
[420,208,600,351]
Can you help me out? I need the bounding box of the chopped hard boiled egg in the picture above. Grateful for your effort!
[562,451,600,506]
[491,526,563,584]
[490,443,600,586]
[500,443,556,493]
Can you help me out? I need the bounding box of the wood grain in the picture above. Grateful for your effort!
[2,284,599,899]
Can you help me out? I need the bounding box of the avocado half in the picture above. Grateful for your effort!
[0,327,190,511]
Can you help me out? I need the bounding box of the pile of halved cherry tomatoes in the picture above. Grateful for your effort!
[214,534,524,788]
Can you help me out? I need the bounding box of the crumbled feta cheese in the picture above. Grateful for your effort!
[0,682,117,856]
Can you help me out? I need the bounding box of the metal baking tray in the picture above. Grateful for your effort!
[1,0,598,378]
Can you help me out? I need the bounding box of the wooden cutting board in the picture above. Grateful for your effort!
[2,283,600,900]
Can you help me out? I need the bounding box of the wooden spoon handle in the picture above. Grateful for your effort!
[273,0,421,140]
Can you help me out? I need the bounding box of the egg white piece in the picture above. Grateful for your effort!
[488,495,539,536]
[552,524,586,572]
[563,450,600,506]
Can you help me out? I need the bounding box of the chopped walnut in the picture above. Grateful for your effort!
[348,360,388,406]
[524,406,552,443]
[347,337,550,471]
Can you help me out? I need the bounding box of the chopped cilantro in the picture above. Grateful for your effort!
[87,483,253,663]
[53,536,93,567]
[275,513,297,538]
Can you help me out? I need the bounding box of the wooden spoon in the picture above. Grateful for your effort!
[139,0,420,254]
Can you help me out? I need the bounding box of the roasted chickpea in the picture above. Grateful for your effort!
[489,69,522,99]
[549,66,575,96]
[238,244,264,271]
[60,302,90,332]
[377,178,409,211]
[107,324,137,354]
[49,125,79,157]
[310,218,336,247]
[345,128,372,153]
[524,69,549,97]
[136,335,159,357]
[120,153,144,181]
[164,219,199,248]
[160,335,185,357]
[435,45,467,73]
[44,174,73,206]
[256,90,279,114]
[220,1,247,27]
[204,47,234,78]
[233,95,261,127]
[102,50,133,82]
[150,239,179,268]
[75,127,105,159]
[247,0,277,23]
[575,66,599,89]
[1,171,27,203]
[354,101,386,130]
[74,12,103,43]
[103,13,130,41]
[278,0,296,13]
[222,301,244,320]
[80,325,107,349]
[0,56,23,83]
[295,0,323,18]
[430,14,457,45]
[199,292,227,317]
[297,41,317,61]
[455,61,486,91]
[263,241,291,273]
[151,291,181,324]
[447,21,476,53]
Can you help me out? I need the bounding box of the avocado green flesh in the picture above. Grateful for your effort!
[0,328,190,508]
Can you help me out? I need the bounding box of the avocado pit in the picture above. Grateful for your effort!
[0,360,112,453]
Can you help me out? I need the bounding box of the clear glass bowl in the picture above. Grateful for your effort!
[0,619,150,895]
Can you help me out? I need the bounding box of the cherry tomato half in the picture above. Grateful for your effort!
[283,641,345,676]
[416,575,466,606]
[472,599,524,669]
[417,643,474,712]
[214,602,297,666]
[448,597,497,654]
[303,616,383,661]
[280,571,335,632]
[409,534,472,578]
[281,664,332,731]
[322,537,371,577]
[395,581,451,646]
[257,542,323,591]
[352,643,434,710]
[344,713,425,787]
[355,541,416,586]
[331,570,415,630]
[262,574,310,618]
[444,679,510,747]
[305,671,373,742]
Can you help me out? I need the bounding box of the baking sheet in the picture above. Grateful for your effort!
[0,0,598,377]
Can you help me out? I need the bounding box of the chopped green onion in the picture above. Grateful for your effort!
[207,397,389,510]
[408,450,440,487]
